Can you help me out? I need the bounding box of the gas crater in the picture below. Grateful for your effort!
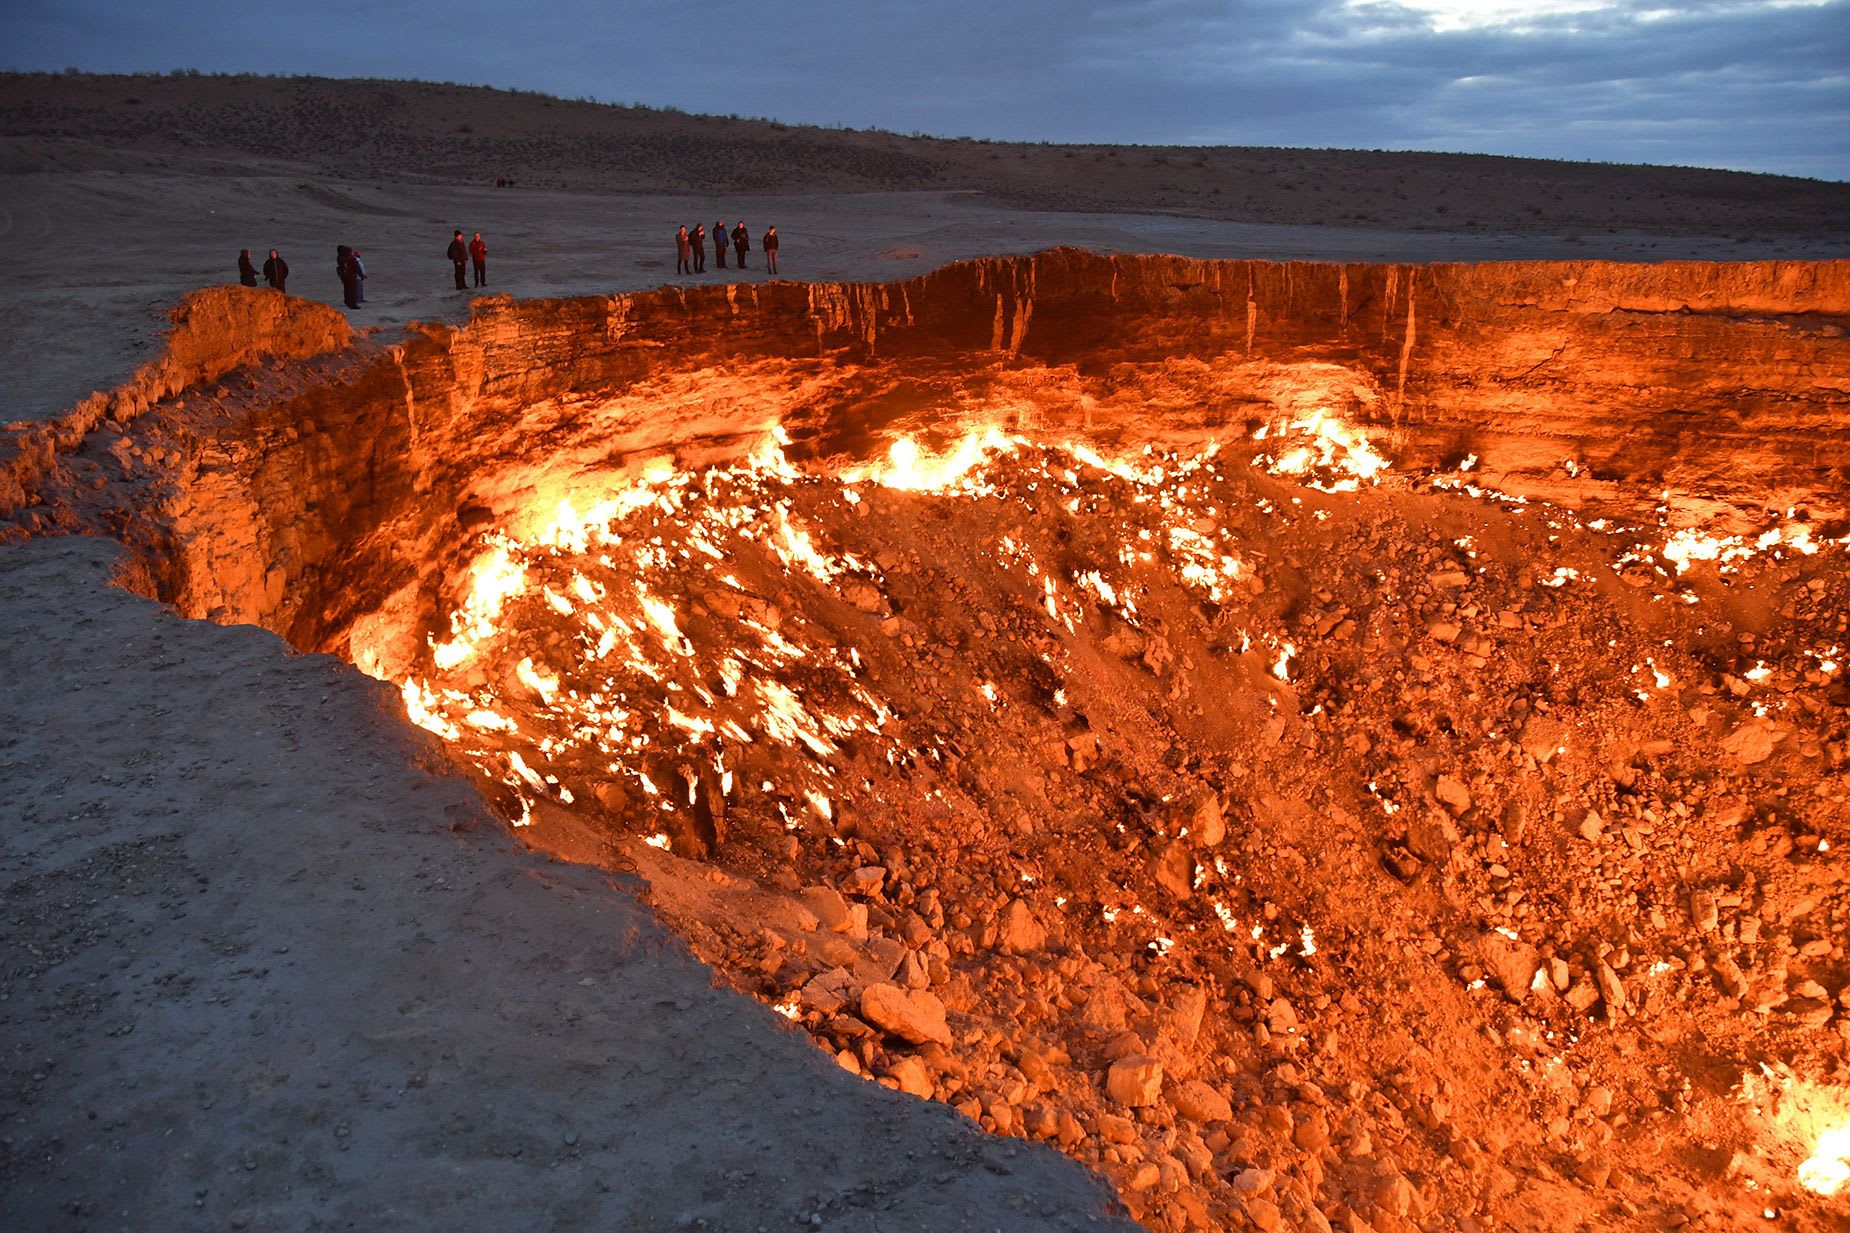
[10,249,1850,1232]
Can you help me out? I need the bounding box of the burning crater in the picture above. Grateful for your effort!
[9,250,1850,1231]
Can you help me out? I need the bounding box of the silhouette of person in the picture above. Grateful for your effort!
[262,249,288,292]
[676,225,691,275]
[691,224,706,273]
[763,226,779,276]
[713,220,728,268]
[337,245,359,309]
[732,221,749,269]
[447,230,469,291]
[469,232,488,286]
[352,250,366,303]
[237,249,258,287]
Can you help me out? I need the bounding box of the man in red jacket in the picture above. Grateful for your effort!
[469,232,488,287]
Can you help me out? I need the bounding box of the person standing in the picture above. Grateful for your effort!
[468,231,488,286]
[262,249,288,292]
[352,250,367,303]
[237,249,258,286]
[732,220,749,269]
[762,226,779,276]
[691,223,707,273]
[676,225,691,275]
[447,229,469,291]
[713,220,728,269]
[337,245,359,309]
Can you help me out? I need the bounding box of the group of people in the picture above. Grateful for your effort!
[447,230,490,290]
[235,245,367,308]
[244,220,791,306]
[237,248,291,293]
[677,221,779,276]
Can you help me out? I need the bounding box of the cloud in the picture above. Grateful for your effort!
[2,0,1844,178]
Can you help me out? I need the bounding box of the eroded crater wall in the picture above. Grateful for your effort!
[5,251,1846,665]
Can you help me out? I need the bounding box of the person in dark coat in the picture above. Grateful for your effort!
[762,226,779,276]
[732,221,749,269]
[237,249,258,286]
[262,249,288,292]
[690,224,706,273]
[337,245,359,309]
[352,250,366,303]
[447,230,469,290]
[468,232,487,286]
[675,225,691,275]
[713,220,728,268]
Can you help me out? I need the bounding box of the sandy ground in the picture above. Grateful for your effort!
[3,73,1847,1232]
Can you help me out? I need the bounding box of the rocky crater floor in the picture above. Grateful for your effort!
[4,251,1850,1232]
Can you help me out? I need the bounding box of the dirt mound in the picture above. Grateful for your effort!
[6,72,1849,240]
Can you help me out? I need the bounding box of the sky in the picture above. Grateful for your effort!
[5,0,1847,180]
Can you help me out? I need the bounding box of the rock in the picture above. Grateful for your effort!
[840,579,884,614]
[1228,1168,1274,1197]
[1152,841,1195,899]
[1189,793,1226,847]
[800,886,856,933]
[1096,1112,1138,1143]
[1577,808,1605,842]
[1264,997,1298,1036]
[1373,1171,1415,1217]
[1565,977,1600,1012]
[1782,997,1835,1028]
[1106,1054,1165,1106]
[1171,1079,1233,1124]
[860,983,952,1046]
[886,1054,933,1097]
[1595,961,1628,1016]
[842,865,887,897]
[1520,715,1567,764]
[1242,1197,1283,1231]
[998,898,1046,954]
[1711,955,1747,998]
[1720,719,1785,765]
[1690,890,1719,933]
[1434,775,1472,816]
[800,967,856,1015]
[1293,1109,1332,1152]
[1474,931,1541,1003]
[1406,812,1457,862]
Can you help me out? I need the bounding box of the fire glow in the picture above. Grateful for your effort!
[362,418,1378,842]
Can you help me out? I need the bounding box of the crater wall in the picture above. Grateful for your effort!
[5,250,1847,666]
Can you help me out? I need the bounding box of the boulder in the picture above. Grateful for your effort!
[1171,1079,1234,1124]
[1106,1054,1165,1106]
[886,1054,934,1097]
[998,898,1046,954]
[860,983,952,1045]
[1152,841,1195,899]
[1474,931,1541,1002]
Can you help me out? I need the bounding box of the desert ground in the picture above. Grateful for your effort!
[2,73,1848,1233]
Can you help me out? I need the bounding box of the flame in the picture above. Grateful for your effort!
[852,427,1017,492]
[1256,408,1389,490]
[1801,1122,1850,1195]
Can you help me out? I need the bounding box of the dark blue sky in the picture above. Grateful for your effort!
[6,0,1846,180]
